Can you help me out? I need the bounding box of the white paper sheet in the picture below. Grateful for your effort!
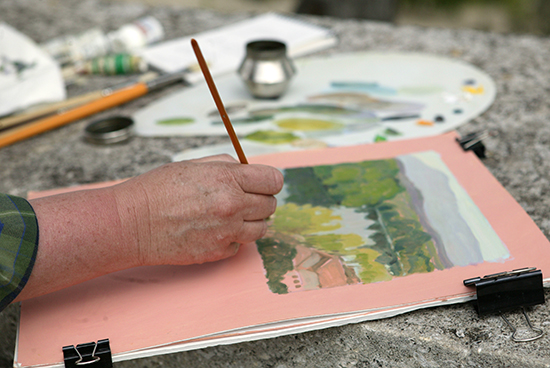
[139,13,337,83]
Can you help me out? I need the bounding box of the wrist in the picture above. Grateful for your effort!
[112,178,153,267]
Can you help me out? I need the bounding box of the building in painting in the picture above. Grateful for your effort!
[283,245,361,292]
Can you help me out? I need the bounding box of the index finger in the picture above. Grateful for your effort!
[231,164,284,195]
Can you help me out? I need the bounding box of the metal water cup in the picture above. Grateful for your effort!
[237,40,296,99]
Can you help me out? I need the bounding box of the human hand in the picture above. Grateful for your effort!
[113,155,284,267]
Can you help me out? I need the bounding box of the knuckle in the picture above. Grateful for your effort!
[212,196,240,218]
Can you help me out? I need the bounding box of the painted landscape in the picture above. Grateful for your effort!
[256,151,510,294]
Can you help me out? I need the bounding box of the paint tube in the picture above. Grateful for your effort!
[40,16,164,65]
[41,28,111,65]
[107,16,164,54]
[76,54,148,75]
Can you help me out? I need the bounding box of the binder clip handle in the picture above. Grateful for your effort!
[63,339,112,368]
[501,307,545,342]
[456,131,488,158]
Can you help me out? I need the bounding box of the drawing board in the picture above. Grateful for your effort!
[16,132,550,368]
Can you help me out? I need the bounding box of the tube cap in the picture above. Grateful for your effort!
[84,116,133,144]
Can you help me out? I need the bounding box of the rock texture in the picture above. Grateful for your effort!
[2,1,550,366]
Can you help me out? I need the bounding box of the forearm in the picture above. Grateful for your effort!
[15,187,138,301]
[9,157,283,303]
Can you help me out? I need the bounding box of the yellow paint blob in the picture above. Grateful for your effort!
[416,120,434,126]
[275,118,343,131]
[462,85,484,94]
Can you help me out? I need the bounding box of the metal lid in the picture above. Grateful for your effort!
[245,40,287,60]
[84,116,133,144]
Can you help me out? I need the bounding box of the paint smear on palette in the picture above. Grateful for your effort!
[156,117,195,125]
[207,101,249,118]
[249,104,363,117]
[256,151,509,294]
[330,81,397,95]
[330,82,446,96]
[212,115,272,125]
[307,92,424,112]
[398,85,445,95]
[245,130,300,145]
[275,118,344,132]
[384,128,402,136]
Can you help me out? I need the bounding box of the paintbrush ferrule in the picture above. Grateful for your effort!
[146,72,185,91]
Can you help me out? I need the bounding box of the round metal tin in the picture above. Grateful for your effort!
[84,116,134,144]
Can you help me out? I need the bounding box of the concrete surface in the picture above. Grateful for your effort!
[2,0,550,367]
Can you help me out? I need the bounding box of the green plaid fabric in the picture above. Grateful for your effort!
[0,194,38,312]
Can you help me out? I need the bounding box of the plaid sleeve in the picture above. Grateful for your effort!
[0,194,39,312]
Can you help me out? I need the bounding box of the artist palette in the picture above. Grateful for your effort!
[132,52,496,159]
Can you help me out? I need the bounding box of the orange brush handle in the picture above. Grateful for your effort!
[0,82,149,149]
[191,38,248,164]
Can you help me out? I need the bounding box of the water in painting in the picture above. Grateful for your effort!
[256,151,510,294]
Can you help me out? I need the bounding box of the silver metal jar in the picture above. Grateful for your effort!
[237,40,296,99]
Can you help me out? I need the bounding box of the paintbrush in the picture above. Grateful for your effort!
[191,38,248,164]
[0,72,159,131]
[0,72,184,149]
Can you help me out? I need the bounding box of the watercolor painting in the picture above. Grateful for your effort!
[257,151,509,294]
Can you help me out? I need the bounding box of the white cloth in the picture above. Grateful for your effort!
[0,23,65,117]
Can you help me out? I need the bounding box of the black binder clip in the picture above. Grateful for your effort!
[463,267,545,342]
[63,339,112,368]
[456,131,487,158]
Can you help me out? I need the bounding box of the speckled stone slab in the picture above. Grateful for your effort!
[2,1,550,366]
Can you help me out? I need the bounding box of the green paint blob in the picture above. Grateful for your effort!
[245,130,300,145]
[374,135,387,142]
[156,117,195,125]
[275,118,343,132]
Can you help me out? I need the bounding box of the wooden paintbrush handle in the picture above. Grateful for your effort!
[0,90,104,130]
[191,38,248,164]
[0,83,148,149]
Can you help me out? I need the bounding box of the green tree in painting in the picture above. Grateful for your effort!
[366,203,434,276]
[257,237,297,294]
[354,248,392,283]
[284,167,337,207]
[314,160,404,207]
[284,159,436,277]
[273,203,341,234]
